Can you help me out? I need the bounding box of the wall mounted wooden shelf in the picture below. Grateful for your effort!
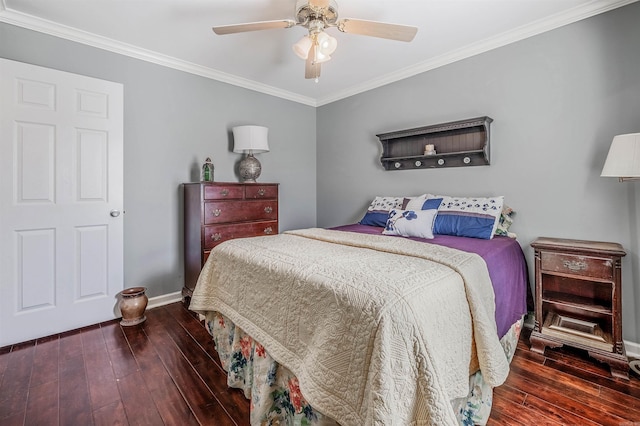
[377,116,493,171]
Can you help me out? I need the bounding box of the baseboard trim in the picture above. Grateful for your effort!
[147,291,182,309]
[625,340,640,359]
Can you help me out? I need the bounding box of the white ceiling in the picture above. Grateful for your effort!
[0,0,635,106]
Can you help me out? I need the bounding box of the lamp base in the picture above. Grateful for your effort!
[239,154,262,183]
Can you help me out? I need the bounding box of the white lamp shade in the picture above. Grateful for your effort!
[232,125,270,154]
[314,51,331,64]
[601,133,640,178]
[293,36,312,60]
[316,32,337,55]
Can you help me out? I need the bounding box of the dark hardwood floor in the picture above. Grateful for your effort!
[1,302,639,425]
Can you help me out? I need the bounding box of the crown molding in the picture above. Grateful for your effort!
[315,0,638,106]
[0,5,318,107]
[1,0,636,108]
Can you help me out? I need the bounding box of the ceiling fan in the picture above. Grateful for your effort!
[212,0,418,81]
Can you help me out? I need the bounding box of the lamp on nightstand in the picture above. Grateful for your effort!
[232,125,270,183]
[601,132,640,376]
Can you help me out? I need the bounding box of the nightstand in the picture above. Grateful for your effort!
[529,237,629,379]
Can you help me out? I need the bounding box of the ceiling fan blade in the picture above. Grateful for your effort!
[337,19,417,42]
[305,45,321,79]
[309,0,330,8]
[212,19,296,35]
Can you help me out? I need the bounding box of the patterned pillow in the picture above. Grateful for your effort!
[495,204,516,238]
[402,194,433,210]
[430,195,504,240]
[359,196,404,227]
[382,208,438,239]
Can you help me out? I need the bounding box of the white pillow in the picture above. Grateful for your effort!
[382,208,438,239]
[403,193,432,210]
[367,196,404,211]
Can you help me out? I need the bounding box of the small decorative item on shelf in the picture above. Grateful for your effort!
[202,157,214,182]
[424,144,436,156]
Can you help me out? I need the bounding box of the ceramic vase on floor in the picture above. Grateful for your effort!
[119,287,148,326]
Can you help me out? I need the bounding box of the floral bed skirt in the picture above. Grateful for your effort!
[204,312,523,426]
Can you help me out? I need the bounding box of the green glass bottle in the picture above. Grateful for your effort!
[202,157,214,182]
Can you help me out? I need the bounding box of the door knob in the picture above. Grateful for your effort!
[110,210,121,217]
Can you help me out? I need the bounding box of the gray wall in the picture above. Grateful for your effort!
[317,2,640,343]
[2,2,639,345]
[0,23,317,298]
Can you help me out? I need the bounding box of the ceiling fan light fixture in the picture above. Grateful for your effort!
[314,48,331,64]
[213,0,418,80]
[316,31,337,55]
[292,35,312,59]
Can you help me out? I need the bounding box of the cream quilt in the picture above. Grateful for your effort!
[189,228,510,425]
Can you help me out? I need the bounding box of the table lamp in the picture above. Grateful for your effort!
[232,125,269,183]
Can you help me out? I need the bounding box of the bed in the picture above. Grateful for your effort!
[189,195,529,425]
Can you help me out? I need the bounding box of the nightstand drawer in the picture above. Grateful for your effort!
[540,252,613,280]
[204,185,244,200]
[204,200,277,224]
[203,221,278,249]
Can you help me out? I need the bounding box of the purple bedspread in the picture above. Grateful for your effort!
[332,224,530,338]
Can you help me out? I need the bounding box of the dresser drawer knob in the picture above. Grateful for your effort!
[257,188,266,196]
[212,233,222,242]
[563,260,587,272]
[213,209,221,217]
[220,189,229,197]
[264,227,273,235]
[264,206,273,214]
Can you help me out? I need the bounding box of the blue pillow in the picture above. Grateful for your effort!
[430,196,504,240]
[421,198,443,210]
[359,210,390,227]
[359,196,405,227]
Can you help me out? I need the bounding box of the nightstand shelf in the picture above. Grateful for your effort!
[542,291,613,314]
[529,237,629,379]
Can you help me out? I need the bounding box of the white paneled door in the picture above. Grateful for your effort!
[0,59,124,347]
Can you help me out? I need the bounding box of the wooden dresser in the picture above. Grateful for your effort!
[182,182,278,301]
[529,237,628,379]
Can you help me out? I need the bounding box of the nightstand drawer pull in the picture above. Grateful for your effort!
[264,206,273,214]
[258,188,266,196]
[213,209,221,217]
[220,189,229,197]
[264,227,273,235]
[563,260,587,272]
[212,233,222,242]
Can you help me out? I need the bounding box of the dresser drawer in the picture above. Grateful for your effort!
[540,251,613,280]
[203,185,244,200]
[245,185,278,199]
[204,200,278,224]
[203,221,278,249]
